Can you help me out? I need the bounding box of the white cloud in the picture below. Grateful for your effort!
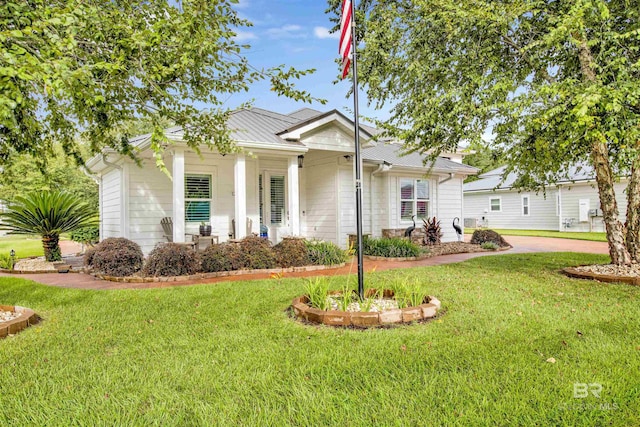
[314,26,339,40]
[266,24,304,39]
[233,31,258,41]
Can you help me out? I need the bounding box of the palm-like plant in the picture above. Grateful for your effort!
[0,191,98,261]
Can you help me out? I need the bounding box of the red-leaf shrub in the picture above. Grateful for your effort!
[470,229,511,248]
[89,237,144,277]
[142,243,201,277]
[200,243,244,272]
[239,236,276,270]
[273,237,309,267]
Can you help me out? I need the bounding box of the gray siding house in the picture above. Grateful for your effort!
[463,166,628,232]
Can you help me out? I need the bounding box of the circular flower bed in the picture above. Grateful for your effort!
[291,290,441,328]
[563,264,640,286]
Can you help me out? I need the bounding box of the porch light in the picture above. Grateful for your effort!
[343,155,353,161]
[297,155,304,168]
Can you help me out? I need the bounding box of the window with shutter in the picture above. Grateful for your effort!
[400,178,429,221]
[270,175,285,225]
[185,174,212,222]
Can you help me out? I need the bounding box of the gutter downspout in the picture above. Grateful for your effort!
[371,162,392,237]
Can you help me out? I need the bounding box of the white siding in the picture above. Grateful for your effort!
[464,180,629,233]
[464,190,559,230]
[436,176,465,242]
[127,159,172,254]
[338,165,372,248]
[301,151,339,244]
[370,173,389,238]
[101,168,122,238]
[560,182,628,232]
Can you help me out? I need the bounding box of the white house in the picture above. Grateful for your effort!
[87,107,477,254]
[464,165,628,232]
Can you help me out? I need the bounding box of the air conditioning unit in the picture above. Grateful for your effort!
[464,218,477,228]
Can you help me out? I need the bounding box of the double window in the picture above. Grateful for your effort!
[400,179,429,221]
[185,174,212,222]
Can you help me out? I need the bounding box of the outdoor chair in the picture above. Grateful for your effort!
[229,218,255,240]
[160,217,198,249]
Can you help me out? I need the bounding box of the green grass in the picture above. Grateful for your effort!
[466,228,608,242]
[0,235,45,258]
[1,253,639,425]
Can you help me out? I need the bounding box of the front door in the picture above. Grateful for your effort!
[260,172,287,243]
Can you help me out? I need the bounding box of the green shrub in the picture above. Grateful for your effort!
[363,237,422,258]
[0,253,15,270]
[471,229,511,247]
[481,241,499,250]
[200,243,244,272]
[88,237,144,277]
[70,226,100,246]
[305,240,348,265]
[239,236,277,270]
[142,244,200,277]
[304,277,331,311]
[273,237,309,267]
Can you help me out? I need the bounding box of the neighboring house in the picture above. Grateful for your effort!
[464,165,628,232]
[87,107,477,254]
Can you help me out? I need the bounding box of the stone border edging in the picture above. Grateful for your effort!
[291,292,441,328]
[0,305,39,338]
[93,263,346,283]
[562,267,640,286]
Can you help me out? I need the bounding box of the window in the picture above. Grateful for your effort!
[490,197,501,212]
[522,195,530,216]
[185,174,212,222]
[400,179,429,221]
[270,175,286,225]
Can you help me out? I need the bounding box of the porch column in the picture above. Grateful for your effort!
[172,148,186,242]
[234,153,247,239]
[288,156,300,236]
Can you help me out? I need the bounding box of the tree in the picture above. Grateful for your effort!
[1,0,322,171]
[330,0,640,265]
[0,144,98,209]
[462,146,504,183]
[0,191,98,261]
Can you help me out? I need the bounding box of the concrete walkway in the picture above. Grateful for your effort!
[0,236,609,291]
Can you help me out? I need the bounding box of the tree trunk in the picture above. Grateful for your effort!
[592,142,631,265]
[626,153,640,261]
[42,234,62,262]
[577,35,631,265]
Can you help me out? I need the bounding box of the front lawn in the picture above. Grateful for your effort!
[465,228,608,242]
[1,253,638,425]
[0,235,45,258]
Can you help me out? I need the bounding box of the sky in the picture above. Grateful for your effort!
[220,0,391,122]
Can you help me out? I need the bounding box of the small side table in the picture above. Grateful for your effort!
[192,235,219,250]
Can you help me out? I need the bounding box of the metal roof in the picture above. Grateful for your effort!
[362,143,478,174]
[464,164,599,192]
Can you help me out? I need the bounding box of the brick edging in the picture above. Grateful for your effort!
[562,267,640,286]
[291,292,441,328]
[93,263,347,283]
[0,305,40,338]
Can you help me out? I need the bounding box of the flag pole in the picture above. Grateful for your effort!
[348,0,365,300]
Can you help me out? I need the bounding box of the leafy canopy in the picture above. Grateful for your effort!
[1,0,323,169]
[332,0,640,190]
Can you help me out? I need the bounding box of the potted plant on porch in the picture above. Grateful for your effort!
[199,222,212,237]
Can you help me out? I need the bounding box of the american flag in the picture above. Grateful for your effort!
[339,0,352,79]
